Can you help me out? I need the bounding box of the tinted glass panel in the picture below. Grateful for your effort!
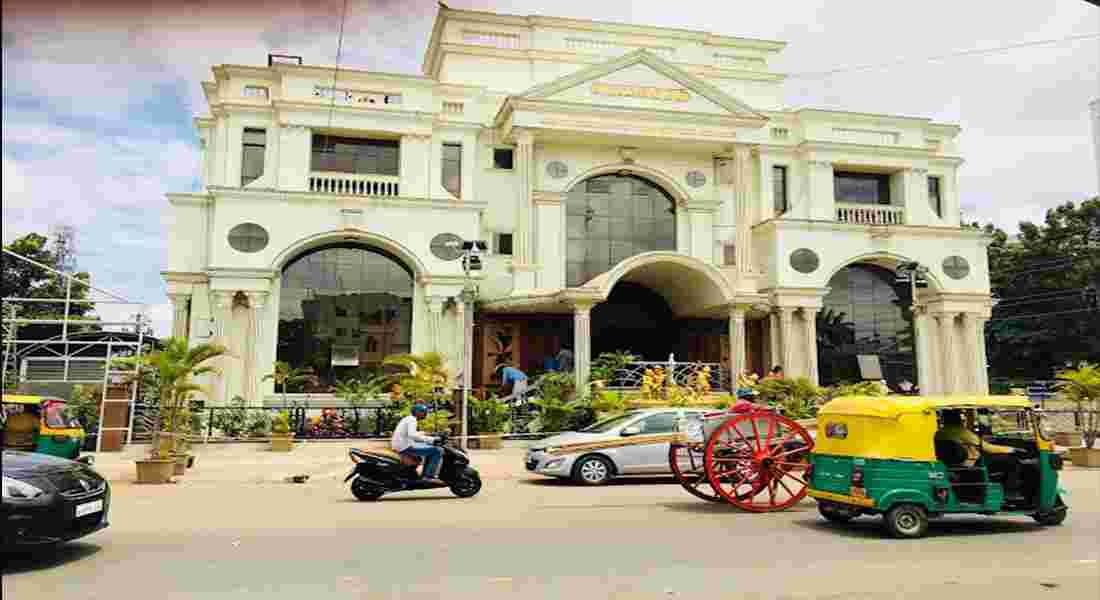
[442,143,461,198]
[834,172,891,205]
[241,128,266,186]
[278,246,414,386]
[311,135,400,176]
[565,175,676,286]
[493,148,514,170]
[928,176,942,217]
[773,165,788,214]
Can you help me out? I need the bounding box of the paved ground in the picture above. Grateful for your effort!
[4,442,1099,599]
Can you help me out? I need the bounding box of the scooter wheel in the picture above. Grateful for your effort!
[450,469,482,498]
[351,478,384,501]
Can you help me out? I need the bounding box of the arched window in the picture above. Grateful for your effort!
[565,174,676,286]
[818,263,915,387]
[277,245,414,386]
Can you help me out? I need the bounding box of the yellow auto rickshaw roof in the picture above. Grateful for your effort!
[1,394,67,405]
[820,395,1032,419]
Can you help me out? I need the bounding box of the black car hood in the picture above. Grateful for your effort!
[2,450,80,475]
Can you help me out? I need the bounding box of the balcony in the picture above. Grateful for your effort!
[309,172,400,197]
[836,203,904,226]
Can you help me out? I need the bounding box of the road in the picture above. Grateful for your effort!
[4,447,1099,599]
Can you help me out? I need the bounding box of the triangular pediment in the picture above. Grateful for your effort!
[517,49,767,120]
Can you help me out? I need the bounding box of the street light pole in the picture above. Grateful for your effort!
[458,239,486,451]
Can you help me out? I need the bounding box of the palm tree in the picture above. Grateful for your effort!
[115,337,226,459]
[383,352,451,408]
[1056,363,1100,449]
[263,361,320,405]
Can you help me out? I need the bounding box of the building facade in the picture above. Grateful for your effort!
[164,6,994,404]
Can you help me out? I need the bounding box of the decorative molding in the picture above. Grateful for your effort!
[161,271,210,285]
[532,190,567,205]
[685,170,707,188]
[546,161,569,179]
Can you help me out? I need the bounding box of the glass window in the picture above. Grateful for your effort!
[581,411,643,433]
[443,143,462,198]
[773,165,788,214]
[493,148,514,170]
[637,412,678,434]
[928,176,942,217]
[565,175,676,286]
[495,233,513,256]
[311,135,400,176]
[241,128,266,187]
[834,171,891,205]
[227,223,270,253]
[278,245,414,386]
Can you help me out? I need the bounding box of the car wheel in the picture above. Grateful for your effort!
[573,455,613,486]
[884,504,929,539]
[351,478,384,501]
[1032,494,1068,526]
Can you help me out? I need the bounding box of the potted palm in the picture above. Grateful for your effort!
[269,410,294,451]
[1056,363,1100,467]
[116,338,225,484]
[263,361,320,405]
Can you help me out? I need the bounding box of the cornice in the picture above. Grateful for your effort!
[208,102,274,115]
[206,267,278,280]
[204,186,489,212]
[262,63,436,86]
[752,217,988,241]
[167,192,213,206]
[161,271,210,285]
[511,98,758,127]
[797,140,962,161]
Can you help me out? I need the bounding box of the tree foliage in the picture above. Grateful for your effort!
[978,198,1100,379]
[2,232,98,345]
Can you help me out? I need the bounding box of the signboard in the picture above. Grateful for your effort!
[331,345,360,367]
[857,355,883,381]
[591,82,689,102]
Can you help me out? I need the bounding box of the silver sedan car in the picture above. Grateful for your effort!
[524,408,712,485]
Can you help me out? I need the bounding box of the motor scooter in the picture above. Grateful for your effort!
[345,433,482,501]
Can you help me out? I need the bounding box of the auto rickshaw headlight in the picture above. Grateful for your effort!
[2,476,45,500]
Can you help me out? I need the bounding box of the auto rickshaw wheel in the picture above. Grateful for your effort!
[702,412,814,512]
[1032,495,1068,526]
[817,501,856,523]
[884,504,929,539]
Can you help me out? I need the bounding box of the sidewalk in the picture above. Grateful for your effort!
[88,439,530,485]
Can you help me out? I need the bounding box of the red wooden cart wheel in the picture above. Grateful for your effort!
[669,443,725,503]
[703,412,814,512]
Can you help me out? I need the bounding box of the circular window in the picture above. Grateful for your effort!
[685,170,707,188]
[942,256,970,280]
[546,161,569,179]
[790,249,820,274]
[228,223,269,253]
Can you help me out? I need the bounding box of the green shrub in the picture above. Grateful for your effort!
[271,411,291,435]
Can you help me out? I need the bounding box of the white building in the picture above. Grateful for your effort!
[164,6,994,404]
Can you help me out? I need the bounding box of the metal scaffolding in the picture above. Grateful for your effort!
[1,248,150,451]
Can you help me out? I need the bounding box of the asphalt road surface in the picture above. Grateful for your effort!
[4,465,1098,599]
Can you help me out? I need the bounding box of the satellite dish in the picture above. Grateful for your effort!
[429,233,463,261]
[477,275,515,302]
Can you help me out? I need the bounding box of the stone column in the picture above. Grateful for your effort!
[168,293,191,341]
[728,305,747,385]
[802,308,820,385]
[211,291,236,404]
[913,305,935,395]
[733,145,754,275]
[935,313,955,395]
[572,302,595,392]
[768,312,781,373]
[513,128,535,266]
[245,292,269,405]
[974,316,990,394]
[779,308,795,375]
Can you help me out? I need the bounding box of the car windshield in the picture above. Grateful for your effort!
[581,412,641,433]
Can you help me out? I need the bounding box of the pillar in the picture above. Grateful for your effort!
[779,307,795,375]
[728,305,747,384]
[802,308,820,385]
[245,291,269,405]
[733,145,754,274]
[974,316,990,394]
[572,302,595,392]
[168,293,191,341]
[913,305,935,395]
[935,313,955,395]
[514,128,534,266]
[211,291,235,404]
[768,312,781,373]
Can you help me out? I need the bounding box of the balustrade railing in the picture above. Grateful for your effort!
[836,203,905,226]
[309,172,400,197]
[606,361,731,392]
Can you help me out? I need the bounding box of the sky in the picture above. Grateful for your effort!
[2,0,1098,337]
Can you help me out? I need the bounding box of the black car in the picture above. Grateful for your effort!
[3,450,110,550]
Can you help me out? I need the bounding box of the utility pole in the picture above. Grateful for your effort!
[459,239,487,451]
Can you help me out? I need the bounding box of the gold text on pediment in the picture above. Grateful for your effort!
[591,83,690,102]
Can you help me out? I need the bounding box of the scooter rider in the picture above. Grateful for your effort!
[391,403,443,482]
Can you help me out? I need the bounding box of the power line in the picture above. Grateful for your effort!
[788,32,1099,81]
[326,0,351,131]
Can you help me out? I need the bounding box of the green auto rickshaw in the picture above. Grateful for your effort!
[807,395,1068,538]
[2,394,87,459]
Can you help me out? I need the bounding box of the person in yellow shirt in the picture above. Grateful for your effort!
[936,409,1025,498]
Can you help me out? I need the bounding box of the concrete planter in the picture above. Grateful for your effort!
[135,459,175,484]
[474,434,503,450]
[1068,447,1100,468]
[270,433,295,452]
[1054,431,1082,447]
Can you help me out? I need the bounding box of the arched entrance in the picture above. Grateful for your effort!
[818,263,915,386]
[565,174,677,287]
[277,244,414,386]
[591,282,676,360]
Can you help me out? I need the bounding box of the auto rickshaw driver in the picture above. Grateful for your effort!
[935,409,1027,499]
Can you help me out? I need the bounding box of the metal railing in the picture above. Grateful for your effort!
[836,203,905,226]
[606,361,731,392]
